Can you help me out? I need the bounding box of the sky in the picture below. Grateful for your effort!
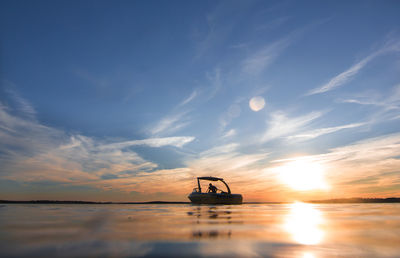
[1,0,400,202]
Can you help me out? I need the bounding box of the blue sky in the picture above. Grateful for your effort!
[1,0,400,201]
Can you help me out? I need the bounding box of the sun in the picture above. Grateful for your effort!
[276,159,329,191]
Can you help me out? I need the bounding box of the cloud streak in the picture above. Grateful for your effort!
[242,21,327,76]
[339,84,400,125]
[242,36,293,75]
[98,136,195,150]
[150,111,191,136]
[307,38,400,95]
[206,67,222,100]
[287,122,365,140]
[194,1,252,59]
[222,129,236,138]
[262,111,322,142]
[0,98,194,190]
[179,89,198,107]
[268,132,400,198]
[151,88,201,136]
[341,84,400,110]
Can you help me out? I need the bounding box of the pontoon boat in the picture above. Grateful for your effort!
[188,177,243,204]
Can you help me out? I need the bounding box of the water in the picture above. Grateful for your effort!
[1,203,399,257]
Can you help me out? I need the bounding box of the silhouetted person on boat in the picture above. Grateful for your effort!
[208,183,217,193]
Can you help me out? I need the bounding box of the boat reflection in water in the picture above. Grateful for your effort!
[187,205,235,239]
[284,202,324,245]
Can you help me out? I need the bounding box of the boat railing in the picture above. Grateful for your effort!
[192,187,229,194]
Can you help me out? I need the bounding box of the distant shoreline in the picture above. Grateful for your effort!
[1,198,399,204]
[307,197,400,203]
[0,200,190,204]
[0,200,285,204]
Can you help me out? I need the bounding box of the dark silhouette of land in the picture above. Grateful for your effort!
[0,197,399,204]
[0,200,190,204]
[307,197,400,203]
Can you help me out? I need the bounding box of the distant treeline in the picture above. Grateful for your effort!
[308,197,400,203]
[0,200,190,204]
[1,198,399,204]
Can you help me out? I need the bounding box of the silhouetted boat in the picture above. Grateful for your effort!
[188,176,243,204]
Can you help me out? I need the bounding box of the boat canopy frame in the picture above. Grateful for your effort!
[196,176,231,194]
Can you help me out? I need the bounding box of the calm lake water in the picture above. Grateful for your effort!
[0,203,399,257]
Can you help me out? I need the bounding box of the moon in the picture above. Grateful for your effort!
[249,96,265,112]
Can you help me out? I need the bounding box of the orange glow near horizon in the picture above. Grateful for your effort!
[276,159,329,191]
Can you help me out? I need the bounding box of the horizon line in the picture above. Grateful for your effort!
[1,197,400,204]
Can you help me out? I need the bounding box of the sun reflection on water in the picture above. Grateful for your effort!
[284,202,324,245]
[302,252,316,258]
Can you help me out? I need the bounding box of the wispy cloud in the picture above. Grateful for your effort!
[241,21,327,75]
[219,103,241,131]
[150,87,201,137]
[0,102,61,160]
[306,38,400,95]
[98,136,195,150]
[222,129,236,138]
[194,1,252,59]
[340,84,400,123]
[199,143,239,157]
[2,81,36,119]
[307,54,376,95]
[150,111,191,136]
[90,167,194,196]
[341,84,400,110]
[323,133,400,163]
[6,90,36,119]
[206,67,222,100]
[242,36,293,75]
[0,97,193,189]
[287,122,365,141]
[269,133,400,197]
[262,111,322,142]
[178,89,198,107]
[3,92,399,200]
[282,133,400,191]
[150,88,201,137]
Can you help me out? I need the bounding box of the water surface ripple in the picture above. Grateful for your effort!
[0,203,399,257]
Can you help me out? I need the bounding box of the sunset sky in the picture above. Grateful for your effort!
[1,0,400,202]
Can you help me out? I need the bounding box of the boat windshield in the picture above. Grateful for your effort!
[195,177,231,194]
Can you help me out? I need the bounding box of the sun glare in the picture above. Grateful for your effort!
[276,159,329,191]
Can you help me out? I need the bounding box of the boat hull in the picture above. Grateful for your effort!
[188,192,243,204]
